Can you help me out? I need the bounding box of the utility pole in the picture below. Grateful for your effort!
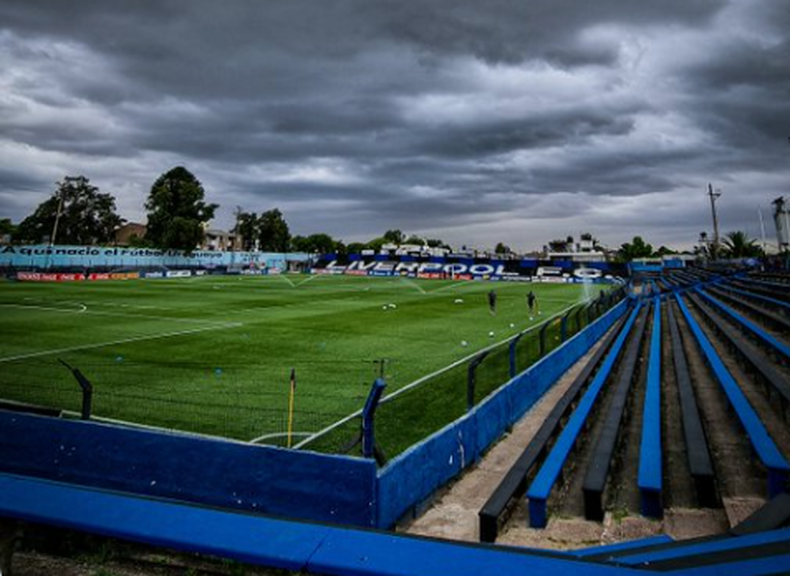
[707,183,722,260]
[50,186,65,246]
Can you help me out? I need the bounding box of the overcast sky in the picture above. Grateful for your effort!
[1,1,788,251]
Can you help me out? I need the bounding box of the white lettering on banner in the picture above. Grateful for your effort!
[536,266,563,277]
[417,262,443,273]
[445,263,467,275]
[573,268,602,279]
[395,262,419,273]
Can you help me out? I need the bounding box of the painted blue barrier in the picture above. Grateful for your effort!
[718,282,790,313]
[613,527,790,566]
[571,535,674,558]
[0,472,637,576]
[638,297,662,518]
[676,554,790,576]
[375,300,630,528]
[696,289,790,360]
[527,302,642,528]
[0,244,309,270]
[0,411,378,527]
[675,294,790,497]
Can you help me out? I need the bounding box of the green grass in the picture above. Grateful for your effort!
[0,274,604,453]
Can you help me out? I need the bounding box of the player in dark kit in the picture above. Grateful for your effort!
[527,290,537,320]
[488,289,497,316]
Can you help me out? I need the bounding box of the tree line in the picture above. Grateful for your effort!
[616,233,764,260]
[2,167,452,254]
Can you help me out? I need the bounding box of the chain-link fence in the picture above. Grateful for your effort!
[1,286,625,455]
[0,358,378,444]
[304,286,626,459]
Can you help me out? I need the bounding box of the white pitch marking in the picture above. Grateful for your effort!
[0,322,243,363]
[0,303,228,325]
[294,299,591,450]
[399,278,426,294]
[294,275,319,287]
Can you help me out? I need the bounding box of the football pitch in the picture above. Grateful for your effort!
[0,274,602,451]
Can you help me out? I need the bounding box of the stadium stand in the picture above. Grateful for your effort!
[478,312,629,541]
[665,301,716,506]
[675,293,790,498]
[527,302,643,528]
[637,297,663,518]
[582,305,649,521]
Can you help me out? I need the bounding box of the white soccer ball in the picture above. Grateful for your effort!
[489,331,495,337]
[461,340,468,347]
[382,305,388,310]
[509,323,515,328]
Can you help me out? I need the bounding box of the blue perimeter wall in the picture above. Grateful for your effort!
[0,300,626,531]
[376,299,629,528]
[0,413,378,527]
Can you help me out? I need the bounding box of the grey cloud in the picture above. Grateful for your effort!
[0,0,787,251]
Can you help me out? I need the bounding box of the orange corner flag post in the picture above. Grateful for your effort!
[287,368,296,448]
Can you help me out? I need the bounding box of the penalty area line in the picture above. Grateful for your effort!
[0,322,244,363]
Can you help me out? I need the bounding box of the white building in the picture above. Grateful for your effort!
[774,196,790,250]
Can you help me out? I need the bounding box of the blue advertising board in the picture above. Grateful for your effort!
[0,244,310,270]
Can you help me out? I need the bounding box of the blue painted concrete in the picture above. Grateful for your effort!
[0,411,378,526]
[638,298,662,517]
[527,302,641,527]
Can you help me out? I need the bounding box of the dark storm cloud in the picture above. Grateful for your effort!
[0,0,787,251]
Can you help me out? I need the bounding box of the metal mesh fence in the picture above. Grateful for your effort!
[1,286,625,456]
[304,287,626,459]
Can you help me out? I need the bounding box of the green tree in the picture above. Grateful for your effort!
[383,229,404,244]
[426,238,450,249]
[654,245,676,257]
[234,210,259,251]
[16,176,123,245]
[616,236,654,262]
[366,237,387,252]
[722,231,763,258]
[290,233,339,254]
[494,242,510,254]
[345,242,367,254]
[145,167,217,251]
[258,209,290,252]
[0,218,16,241]
[404,234,424,245]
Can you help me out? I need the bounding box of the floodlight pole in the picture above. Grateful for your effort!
[707,183,722,260]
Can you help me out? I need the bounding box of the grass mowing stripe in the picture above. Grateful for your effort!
[291,300,582,449]
[0,322,243,363]
[0,303,233,325]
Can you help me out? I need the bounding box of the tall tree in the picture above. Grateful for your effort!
[616,236,654,262]
[383,229,404,244]
[234,210,259,251]
[722,231,763,258]
[145,167,217,251]
[494,242,510,254]
[258,208,290,252]
[16,176,123,245]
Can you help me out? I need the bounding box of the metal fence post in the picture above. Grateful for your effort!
[539,320,550,356]
[361,379,386,459]
[467,351,490,412]
[508,333,525,379]
[59,360,93,420]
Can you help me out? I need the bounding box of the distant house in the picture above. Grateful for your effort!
[202,229,241,251]
[114,222,147,246]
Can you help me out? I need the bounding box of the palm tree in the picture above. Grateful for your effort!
[722,231,763,258]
